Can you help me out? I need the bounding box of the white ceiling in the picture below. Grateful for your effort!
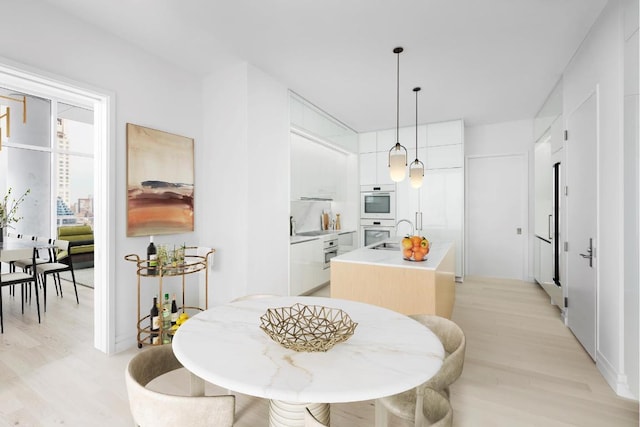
[40,0,607,132]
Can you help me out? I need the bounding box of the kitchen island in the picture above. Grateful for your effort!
[330,239,456,318]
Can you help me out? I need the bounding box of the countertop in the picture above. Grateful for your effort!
[289,229,356,244]
[331,237,453,271]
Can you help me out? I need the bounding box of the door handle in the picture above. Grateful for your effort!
[579,238,593,268]
[548,214,553,240]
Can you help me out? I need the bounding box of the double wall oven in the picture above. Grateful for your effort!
[360,184,396,220]
[360,184,396,247]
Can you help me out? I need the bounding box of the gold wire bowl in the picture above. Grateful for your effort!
[259,303,358,352]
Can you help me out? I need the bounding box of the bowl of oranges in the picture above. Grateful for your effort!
[401,235,430,262]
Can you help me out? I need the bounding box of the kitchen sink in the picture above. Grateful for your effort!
[371,241,401,251]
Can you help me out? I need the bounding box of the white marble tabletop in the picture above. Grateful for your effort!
[172,296,444,404]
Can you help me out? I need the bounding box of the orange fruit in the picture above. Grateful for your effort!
[403,248,413,259]
[401,237,413,249]
[410,236,421,246]
[413,252,424,261]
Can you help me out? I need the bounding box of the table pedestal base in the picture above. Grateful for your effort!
[269,400,330,427]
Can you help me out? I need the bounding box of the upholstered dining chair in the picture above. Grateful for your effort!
[125,344,236,427]
[0,247,40,333]
[35,239,78,311]
[375,314,465,427]
[305,407,328,426]
[231,293,281,302]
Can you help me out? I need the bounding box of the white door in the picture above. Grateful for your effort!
[466,154,526,279]
[566,93,597,360]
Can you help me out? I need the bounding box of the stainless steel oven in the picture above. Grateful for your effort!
[323,236,338,269]
[360,184,396,220]
[360,219,396,247]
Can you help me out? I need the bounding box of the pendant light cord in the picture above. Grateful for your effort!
[415,87,418,158]
[396,50,400,144]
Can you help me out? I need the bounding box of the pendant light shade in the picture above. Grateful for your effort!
[409,87,425,189]
[388,47,407,182]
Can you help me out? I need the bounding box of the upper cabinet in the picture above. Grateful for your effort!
[290,92,358,154]
[360,119,464,278]
[290,132,348,200]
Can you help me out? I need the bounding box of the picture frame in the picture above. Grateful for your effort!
[126,123,194,237]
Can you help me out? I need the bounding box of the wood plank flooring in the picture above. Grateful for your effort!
[0,276,637,426]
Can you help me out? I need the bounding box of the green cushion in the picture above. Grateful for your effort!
[70,245,94,255]
[57,225,94,256]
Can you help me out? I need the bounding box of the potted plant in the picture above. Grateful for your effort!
[0,187,30,242]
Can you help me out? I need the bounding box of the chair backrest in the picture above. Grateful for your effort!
[305,407,328,427]
[409,314,466,392]
[125,345,235,427]
[231,293,280,302]
[421,388,453,427]
[0,248,34,264]
[53,239,70,251]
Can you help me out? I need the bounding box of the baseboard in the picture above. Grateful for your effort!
[596,349,636,400]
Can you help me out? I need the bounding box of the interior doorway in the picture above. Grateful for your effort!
[0,61,114,353]
[565,91,598,360]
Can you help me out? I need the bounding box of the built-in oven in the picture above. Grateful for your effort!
[323,236,338,269]
[360,184,396,220]
[360,218,396,247]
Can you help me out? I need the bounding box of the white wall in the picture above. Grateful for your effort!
[465,119,535,280]
[622,0,639,400]
[200,62,290,303]
[0,0,204,351]
[562,0,636,398]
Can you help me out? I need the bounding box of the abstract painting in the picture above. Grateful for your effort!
[126,123,194,237]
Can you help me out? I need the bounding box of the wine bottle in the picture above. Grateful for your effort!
[171,293,178,326]
[162,293,171,344]
[150,295,159,345]
[147,236,157,276]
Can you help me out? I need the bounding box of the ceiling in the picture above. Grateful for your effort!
[39,0,607,133]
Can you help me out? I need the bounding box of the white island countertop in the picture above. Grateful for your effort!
[331,237,453,271]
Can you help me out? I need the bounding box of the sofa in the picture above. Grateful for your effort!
[57,224,94,268]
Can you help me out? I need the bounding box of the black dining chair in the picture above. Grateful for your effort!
[35,239,78,311]
[0,247,40,333]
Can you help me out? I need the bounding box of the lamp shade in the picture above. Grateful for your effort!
[389,144,407,182]
[409,160,424,188]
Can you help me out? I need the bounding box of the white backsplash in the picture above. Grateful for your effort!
[290,200,334,233]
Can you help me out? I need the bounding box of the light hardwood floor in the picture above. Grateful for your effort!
[0,276,637,426]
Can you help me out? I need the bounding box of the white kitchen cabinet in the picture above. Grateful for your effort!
[359,152,377,185]
[337,231,356,254]
[426,120,463,146]
[358,150,396,185]
[290,239,327,296]
[394,120,464,278]
[359,131,377,153]
[550,116,564,154]
[534,136,552,238]
[291,132,347,200]
[290,93,358,153]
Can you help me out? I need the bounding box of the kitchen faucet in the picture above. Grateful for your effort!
[396,219,414,236]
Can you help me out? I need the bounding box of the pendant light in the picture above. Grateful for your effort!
[409,87,425,188]
[388,47,407,182]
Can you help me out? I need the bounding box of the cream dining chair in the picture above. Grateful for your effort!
[305,407,328,427]
[125,344,236,427]
[375,314,465,427]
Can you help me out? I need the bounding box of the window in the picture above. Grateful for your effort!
[0,88,94,236]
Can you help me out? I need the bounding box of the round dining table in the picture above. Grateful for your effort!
[172,296,444,427]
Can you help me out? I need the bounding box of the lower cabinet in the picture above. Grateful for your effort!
[290,239,328,295]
